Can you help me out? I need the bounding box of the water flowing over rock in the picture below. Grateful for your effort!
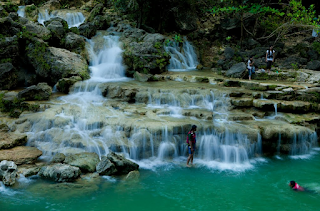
[0,160,17,186]
[17,83,52,101]
[64,152,100,173]
[38,163,81,182]
[56,76,82,94]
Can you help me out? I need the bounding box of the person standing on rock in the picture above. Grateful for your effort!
[266,45,275,74]
[247,56,255,80]
[186,125,197,167]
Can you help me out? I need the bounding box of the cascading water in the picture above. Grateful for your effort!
[290,131,318,157]
[86,34,128,82]
[164,38,198,71]
[38,10,85,28]
[17,6,26,18]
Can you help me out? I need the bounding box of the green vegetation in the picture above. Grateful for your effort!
[3,2,18,13]
[210,0,320,44]
[25,4,37,14]
[312,42,320,54]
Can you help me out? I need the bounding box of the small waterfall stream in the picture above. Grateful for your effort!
[38,9,85,28]
[17,6,26,18]
[164,39,198,71]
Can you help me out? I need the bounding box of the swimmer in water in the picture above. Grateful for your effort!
[289,181,305,191]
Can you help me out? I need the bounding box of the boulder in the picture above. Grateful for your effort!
[122,30,170,76]
[280,56,308,69]
[224,47,235,60]
[0,160,17,186]
[96,156,117,176]
[106,152,139,175]
[306,60,320,70]
[86,4,104,22]
[79,22,97,38]
[0,17,22,37]
[24,21,51,41]
[133,71,153,82]
[18,83,52,100]
[0,36,19,63]
[50,153,65,163]
[64,152,100,173]
[26,39,89,85]
[0,146,42,165]
[38,163,81,182]
[0,63,18,90]
[18,164,42,177]
[0,132,27,149]
[56,76,82,94]
[64,32,85,53]
[225,62,246,78]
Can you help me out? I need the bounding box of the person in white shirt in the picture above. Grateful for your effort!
[265,45,275,74]
[247,56,255,80]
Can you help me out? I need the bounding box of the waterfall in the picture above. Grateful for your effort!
[38,10,85,28]
[26,32,130,159]
[290,132,318,157]
[164,38,198,71]
[86,34,129,82]
[17,6,26,18]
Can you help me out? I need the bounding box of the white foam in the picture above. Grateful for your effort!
[0,182,17,196]
[102,176,117,183]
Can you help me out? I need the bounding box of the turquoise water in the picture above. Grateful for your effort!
[1,152,320,211]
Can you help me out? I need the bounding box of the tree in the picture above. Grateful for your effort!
[210,0,320,44]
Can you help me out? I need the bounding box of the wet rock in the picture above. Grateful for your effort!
[225,62,246,78]
[133,71,153,82]
[64,152,100,173]
[96,156,117,176]
[18,83,52,100]
[50,153,65,163]
[279,101,312,113]
[0,160,17,186]
[0,146,42,165]
[0,132,27,149]
[38,163,81,182]
[107,152,139,175]
[124,170,140,181]
[18,164,43,177]
[0,63,18,90]
[231,98,253,107]
[253,99,276,111]
[56,76,82,94]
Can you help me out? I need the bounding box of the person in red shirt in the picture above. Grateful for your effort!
[186,125,197,167]
[289,181,305,191]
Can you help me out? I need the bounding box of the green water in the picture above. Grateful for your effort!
[1,153,320,211]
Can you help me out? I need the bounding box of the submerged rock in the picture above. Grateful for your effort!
[38,163,81,182]
[0,160,17,186]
